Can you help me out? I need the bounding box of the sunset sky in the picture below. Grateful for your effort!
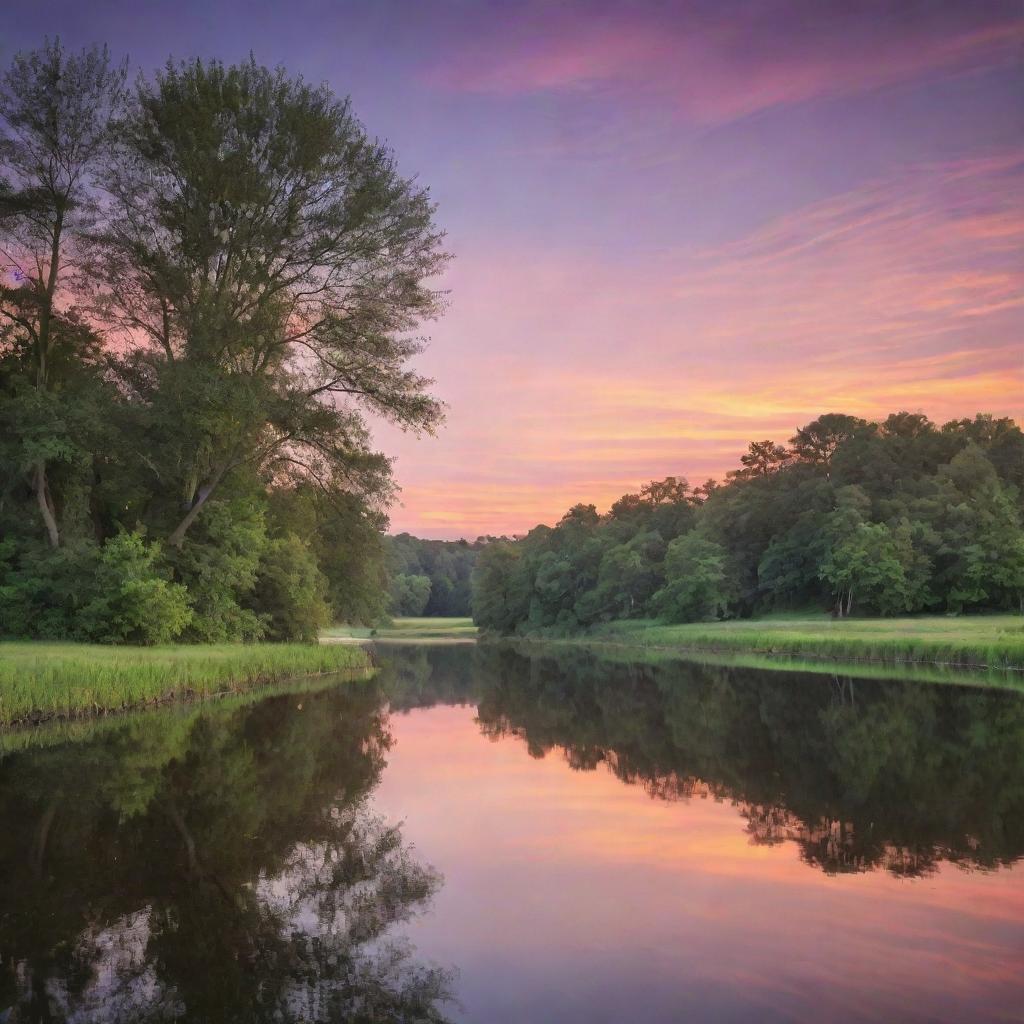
[9,1,1023,538]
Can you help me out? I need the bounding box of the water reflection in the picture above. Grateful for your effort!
[0,685,454,1023]
[379,644,1024,877]
[1,644,1023,1023]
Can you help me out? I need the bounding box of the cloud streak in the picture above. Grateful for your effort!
[427,2,1023,123]
[383,151,1024,537]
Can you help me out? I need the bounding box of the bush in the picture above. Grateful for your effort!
[0,533,191,644]
[0,539,99,638]
[76,532,192,644]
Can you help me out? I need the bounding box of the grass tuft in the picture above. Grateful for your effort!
[0,642,372,727]
[572,615,1024,670]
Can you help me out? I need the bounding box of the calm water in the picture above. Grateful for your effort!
[1,645,1023,1023]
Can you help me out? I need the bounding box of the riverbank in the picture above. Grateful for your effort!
[323,617,478,644]
[0,642,373,727]
[502,615,1024,672]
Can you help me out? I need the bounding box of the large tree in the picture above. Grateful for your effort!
[0,40,127,546]
[89,57,447,547]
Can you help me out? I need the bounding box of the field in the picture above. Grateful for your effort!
[0,642,372,727]
[322,617,479,643]
[572,615,1024,670]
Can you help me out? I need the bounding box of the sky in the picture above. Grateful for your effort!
[6,1,1023,538]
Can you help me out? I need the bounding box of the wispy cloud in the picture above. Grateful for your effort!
[427,2,1022,123]
[382,150,1024,537]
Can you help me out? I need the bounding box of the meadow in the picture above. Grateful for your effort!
[323,617,479,643]
[571,614,1024,670]
[0,642,372,727]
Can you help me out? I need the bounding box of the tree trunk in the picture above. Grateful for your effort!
[167,456,233,548]
[35,460,60,548]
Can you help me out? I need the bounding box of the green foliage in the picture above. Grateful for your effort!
[472,413,1024,633]
[389,573,433,616]
[653,533,737,622]
[170,498,267,642]
[386,533,485,616]
[250,533,331,642]
[0,42,447,645]
[0,539,101,638]
[76,531,192,644]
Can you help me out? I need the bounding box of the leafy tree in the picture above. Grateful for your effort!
[171,496,268,641]
[732,440,790,478]
[820,520,910,617]
[0,40,126,546]
[652,533,736,622]
[0,44,453,645]
[249,533,330,641]
[789,413,871,470]
[471,541,529,633]
[89,57,447,548]
[389,573,432,616]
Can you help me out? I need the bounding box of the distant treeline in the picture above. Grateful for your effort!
[0,43,446,643]
[386,534,488,617]
[472,412,1024,633]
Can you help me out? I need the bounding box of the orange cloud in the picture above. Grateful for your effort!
[379,152,1023,538]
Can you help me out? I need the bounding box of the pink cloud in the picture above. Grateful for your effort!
[378,151,1024,538]
[427,9,1022,123]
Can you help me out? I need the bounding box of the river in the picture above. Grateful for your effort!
[1,643,1022,1022]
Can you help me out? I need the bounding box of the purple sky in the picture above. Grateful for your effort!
[8,1,1022,538]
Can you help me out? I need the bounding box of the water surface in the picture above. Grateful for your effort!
[2,644,1022,1022]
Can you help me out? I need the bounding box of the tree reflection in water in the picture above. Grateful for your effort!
[380,643,1024,878]
[3,643,1023,1022]
[0,683,454,1023]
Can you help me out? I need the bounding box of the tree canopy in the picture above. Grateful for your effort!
[472,411,1024,632]
[0,42,447,642]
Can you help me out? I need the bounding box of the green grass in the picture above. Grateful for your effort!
[323,617,478,643]
[0,642,373,727]
[522,615,1024,671]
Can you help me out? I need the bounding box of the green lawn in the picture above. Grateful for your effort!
[574,615,1024,670]
[0,642,372,727]
[322,617,478,642]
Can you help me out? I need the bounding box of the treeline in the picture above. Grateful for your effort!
[386,534,487,617]
[472,412,1024,633]
[0,42,446,643]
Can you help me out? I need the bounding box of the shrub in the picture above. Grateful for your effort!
[76,531,192,644]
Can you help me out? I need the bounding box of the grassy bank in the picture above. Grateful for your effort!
[323,617,478,643]
[0,642,372,727]
[511,615,1024,671]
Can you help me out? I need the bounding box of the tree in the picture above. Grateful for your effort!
[249,532,330,641]
[933,445,1024,612]
[471,541,529,633]
[733,440,789,478]
[790,414,871,470]
[389,573,432,616]
[89,57,447,548]
[652,533,736,622]
[0,40,127,546]
[820,521,912,617]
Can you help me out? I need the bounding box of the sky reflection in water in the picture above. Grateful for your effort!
[1,643,1023,1022]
